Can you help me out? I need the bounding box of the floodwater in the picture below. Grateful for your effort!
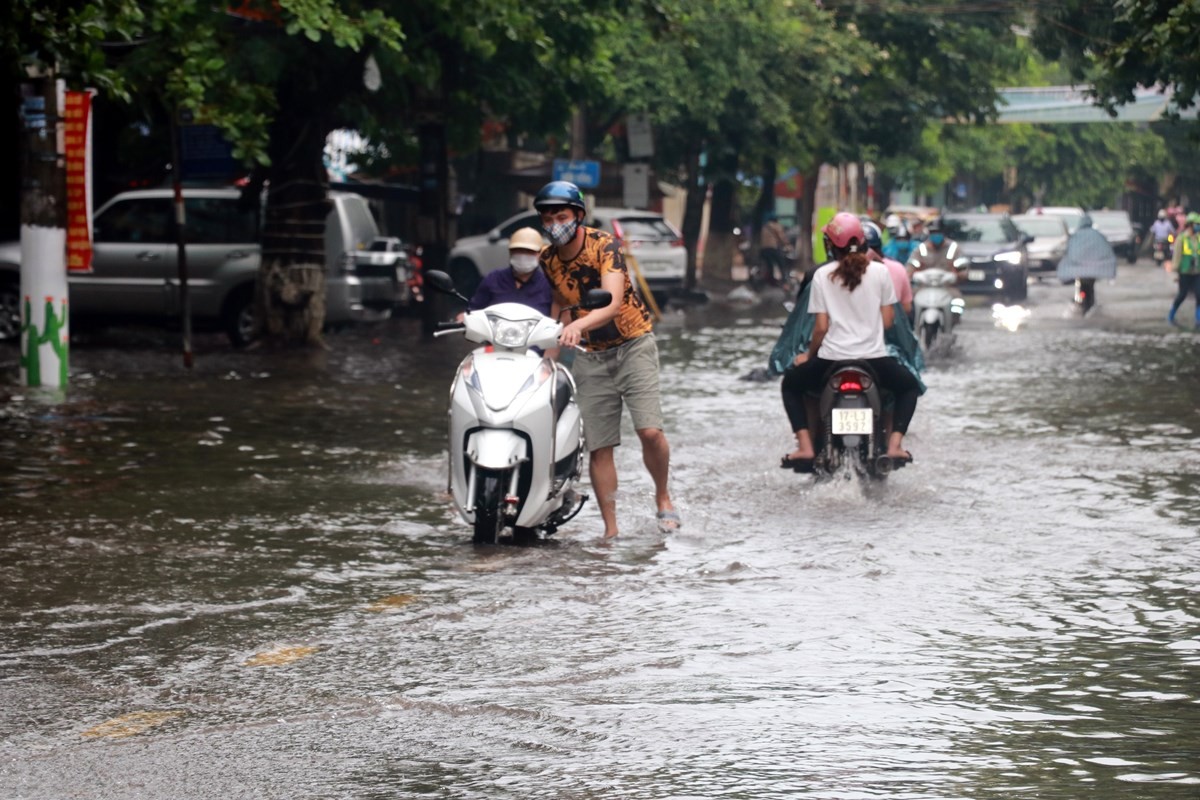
[1,264,1197,799]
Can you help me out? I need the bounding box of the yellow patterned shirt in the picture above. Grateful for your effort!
[540,226,653,351]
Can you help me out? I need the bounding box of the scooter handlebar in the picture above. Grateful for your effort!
[433,321,466,337]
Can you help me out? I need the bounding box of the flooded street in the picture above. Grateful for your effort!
[1,263,1197,798]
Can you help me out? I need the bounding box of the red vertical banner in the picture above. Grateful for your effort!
[64,91,92,273]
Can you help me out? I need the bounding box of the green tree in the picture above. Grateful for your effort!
[792,0,1024,265]
[1031,0,1200,113]
[605,0,861,287]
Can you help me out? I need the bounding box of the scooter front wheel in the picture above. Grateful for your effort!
[473,468,508,545]
[921,320,939,351]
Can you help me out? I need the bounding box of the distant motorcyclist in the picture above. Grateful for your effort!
[1057,213,1117,314]
[907,217,961,275]
[882,214,914,264]
[1150,210,1175,267]
[864,220,913,315]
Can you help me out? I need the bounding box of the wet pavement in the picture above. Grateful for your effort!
[1,262,1197,798]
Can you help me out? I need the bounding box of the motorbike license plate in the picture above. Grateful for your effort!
[831,408,872,435]
[967,269,986,281]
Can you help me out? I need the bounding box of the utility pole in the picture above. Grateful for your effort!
[170,109,193,369]
[18,68,69,389]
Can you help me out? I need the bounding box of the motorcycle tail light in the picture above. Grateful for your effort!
[834,370,870,393]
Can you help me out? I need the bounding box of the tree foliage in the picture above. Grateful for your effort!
[1031,0,1200,112]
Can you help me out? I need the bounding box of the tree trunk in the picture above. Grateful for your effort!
[796,161,821,271]
[681,143,704,291]
[257,119,330,348]
[700,150,738,291]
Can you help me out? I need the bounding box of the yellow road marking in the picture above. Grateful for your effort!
[243,645,319,667]
[81,711,184,739]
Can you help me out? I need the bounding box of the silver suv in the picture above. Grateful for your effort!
[0,188,400,345]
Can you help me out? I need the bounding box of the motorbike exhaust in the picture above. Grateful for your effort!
[874,454,893,475]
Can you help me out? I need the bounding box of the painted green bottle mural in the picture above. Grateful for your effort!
[19,295,68,388]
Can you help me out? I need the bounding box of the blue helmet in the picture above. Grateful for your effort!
[862,220,883,252]
[534,181,586,213]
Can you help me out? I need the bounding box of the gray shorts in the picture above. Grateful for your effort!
[571,333,664,451]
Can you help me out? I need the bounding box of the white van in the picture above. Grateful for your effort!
[0,189,396,345]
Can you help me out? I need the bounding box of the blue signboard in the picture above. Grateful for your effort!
[552,159,601,189]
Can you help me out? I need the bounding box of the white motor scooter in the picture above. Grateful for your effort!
[910,266,965,352]
[426,270,611,544]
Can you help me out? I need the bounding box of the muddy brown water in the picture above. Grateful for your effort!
[1,265,1197,798]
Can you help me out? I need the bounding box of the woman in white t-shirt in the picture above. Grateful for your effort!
[780,212,921,469]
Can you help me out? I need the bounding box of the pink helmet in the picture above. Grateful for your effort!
[822,212,865,250]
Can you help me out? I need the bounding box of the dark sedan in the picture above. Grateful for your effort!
[942,213,1030,301]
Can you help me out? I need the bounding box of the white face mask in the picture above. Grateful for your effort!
[510,253,540,274]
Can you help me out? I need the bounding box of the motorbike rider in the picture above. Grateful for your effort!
[461,227,553,317]
[533,180,679,538]
[1056,213,1117,314]
[907,217,961,275]
[882,214,914,264]
[864,220,913,315]
[1150,210,1176,265]
[780,212,921,468]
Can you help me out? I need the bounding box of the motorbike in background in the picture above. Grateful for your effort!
[910,266,964,352]
[1073,278,1096,314]
[426,270,611,545]
[1153,234,1173,267]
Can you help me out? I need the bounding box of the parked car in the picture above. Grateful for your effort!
[447,209,544,297]
[1012,213,1070,272]
[590,206,687,304]
[1027,205,1087,234]
[0,188,399,346]
[1088,209,1139,263]
[941,212,1030,301]
[448,207,687,305]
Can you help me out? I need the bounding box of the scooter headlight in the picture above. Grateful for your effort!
[487,315,537,348]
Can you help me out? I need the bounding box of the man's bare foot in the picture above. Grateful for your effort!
[885,449,912,461]
[603,528,619,539]
[784,449,815,461]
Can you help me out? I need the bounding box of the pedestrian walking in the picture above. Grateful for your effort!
[759,213,791,286]
[1168,212,1200,327]
[533,180,680,538]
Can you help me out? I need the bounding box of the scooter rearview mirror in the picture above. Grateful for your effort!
[424,270,471,305]
[424,270,456,294]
